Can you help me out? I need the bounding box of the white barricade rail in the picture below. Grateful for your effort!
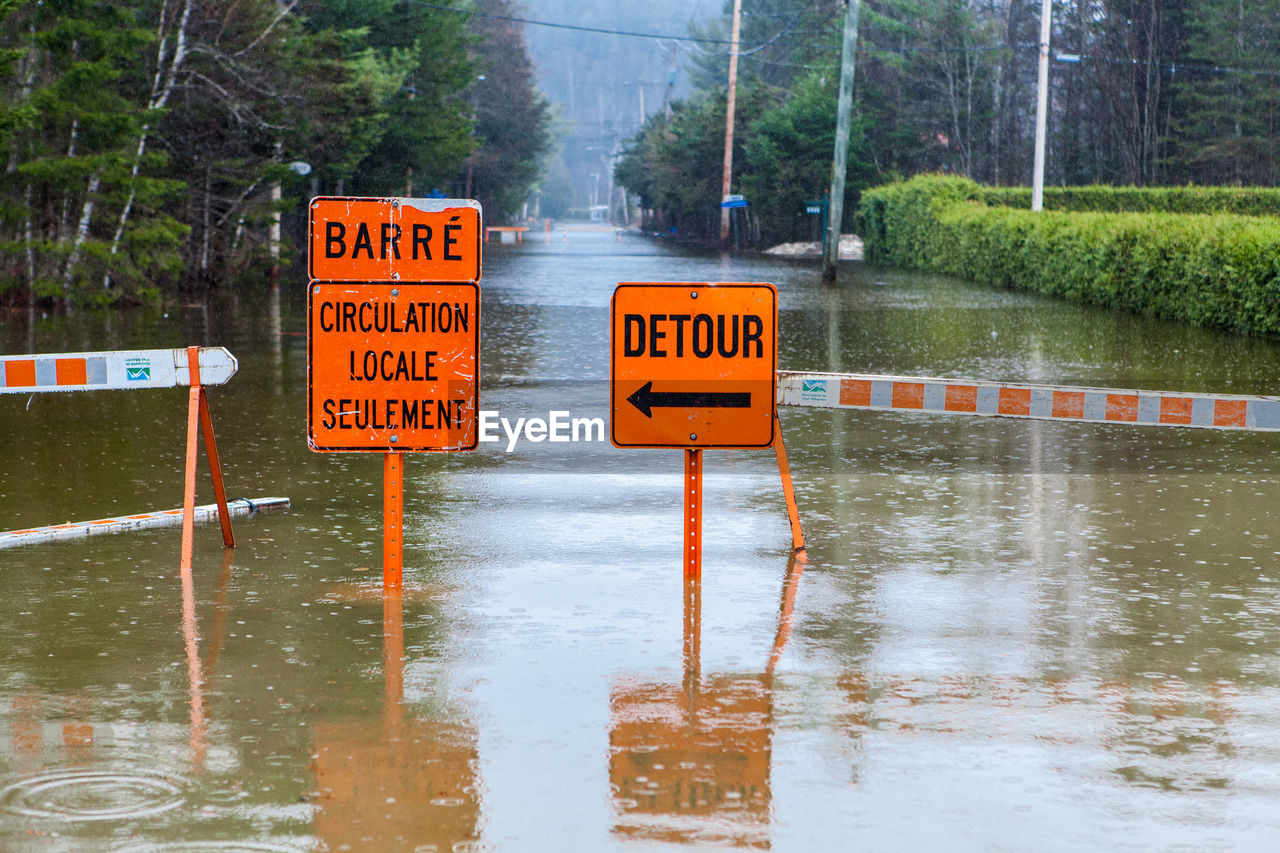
[777,370,1280,432]
[0,497,290,550]
[0,347,237,394]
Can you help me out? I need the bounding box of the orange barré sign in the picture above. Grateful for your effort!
[610,282,777,449]
[308,197,482,283]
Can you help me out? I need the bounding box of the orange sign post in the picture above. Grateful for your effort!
[611,283,778,577]
[308,198,481,589]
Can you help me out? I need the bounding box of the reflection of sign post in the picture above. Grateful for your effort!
[608,563,796,847]
[611,283,778,578]
[610,676,772,846]
[307,197,482,588]
[314,590,480,851]
[307,283,478,452]
[314,721,481,849]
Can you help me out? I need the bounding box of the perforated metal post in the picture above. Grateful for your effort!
[383,452,403,589]
[684,449,702,578]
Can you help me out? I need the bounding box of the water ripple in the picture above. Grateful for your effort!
[0,768,185,822]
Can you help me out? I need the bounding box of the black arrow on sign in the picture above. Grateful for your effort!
[626,381,752,418]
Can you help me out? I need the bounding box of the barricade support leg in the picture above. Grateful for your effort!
[198,388,234,547]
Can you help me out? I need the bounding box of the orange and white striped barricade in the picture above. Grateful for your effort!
[0,346,280,565]
[0,346,236,394]
[777,371,1280,432]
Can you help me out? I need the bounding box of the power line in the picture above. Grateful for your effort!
[398,0,795,48]
[1058,51,1280,80]
[398,0,1280,83]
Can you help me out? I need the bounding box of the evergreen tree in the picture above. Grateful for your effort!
[346,0,476,197]
[1,0,183,302]
[453,0,552,223]
[616,83,769,241]
[740,70,869,244]
[1166,0,1280,185]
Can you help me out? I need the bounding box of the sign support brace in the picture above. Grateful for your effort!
[773,417,805,555]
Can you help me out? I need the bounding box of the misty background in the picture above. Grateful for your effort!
[523,1,714,219]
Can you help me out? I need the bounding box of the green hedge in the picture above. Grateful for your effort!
[857,175,1280,337]
[980,184,1280,216]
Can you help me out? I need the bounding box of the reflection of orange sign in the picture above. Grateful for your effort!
[611,283,776,448]
[309,197,482,282]
[610,675,772,846]
[307,282,478,452]
[314,721,480,850]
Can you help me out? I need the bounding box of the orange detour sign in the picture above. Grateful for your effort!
[307,282,479,452]
[611,283,777,449]
[308,197,482,283]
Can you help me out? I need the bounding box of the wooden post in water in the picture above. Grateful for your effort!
[823,0,861,283]
[719,0,743,246]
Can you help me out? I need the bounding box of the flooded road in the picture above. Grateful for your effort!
[2,229,1280,850]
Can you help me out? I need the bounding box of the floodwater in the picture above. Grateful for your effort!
[2,229,1280,851]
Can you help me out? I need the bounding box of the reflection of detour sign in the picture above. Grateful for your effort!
[307,282,478,452]
[611,282,777,448]
[309,197,481,282]
[610,676,771,845]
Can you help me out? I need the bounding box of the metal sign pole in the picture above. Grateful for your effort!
[684,449,703,578]
[383,451,403,588]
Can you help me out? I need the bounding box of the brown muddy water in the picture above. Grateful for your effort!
[2,229,1279,850]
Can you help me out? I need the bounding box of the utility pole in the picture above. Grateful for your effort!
[822,0,860,283]
[663,44,679,119]
[719,0,743,246]
[1032,0,1052,211]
